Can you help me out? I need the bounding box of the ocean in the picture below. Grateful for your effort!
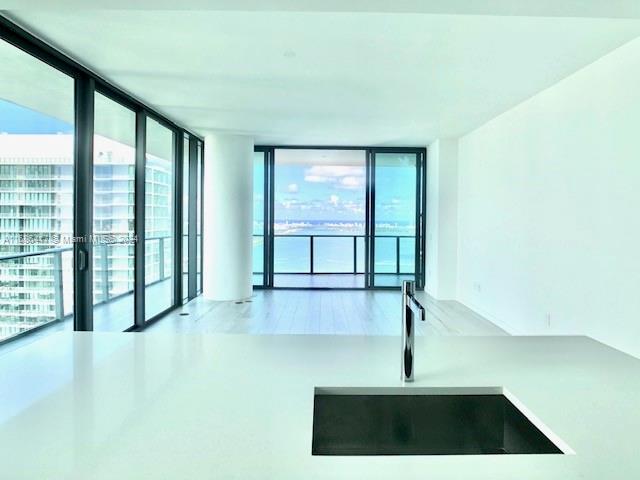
[253,220,416,274]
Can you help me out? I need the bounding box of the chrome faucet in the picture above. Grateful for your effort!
[401,280,425,382]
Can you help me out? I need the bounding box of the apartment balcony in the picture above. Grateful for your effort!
[253,234,417,289]
[0,236,174,343]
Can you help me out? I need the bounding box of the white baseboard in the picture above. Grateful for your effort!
[456,297,521,335]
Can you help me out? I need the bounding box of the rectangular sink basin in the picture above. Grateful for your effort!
[312,387,565,456]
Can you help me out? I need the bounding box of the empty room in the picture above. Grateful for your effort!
[1,2,639,479]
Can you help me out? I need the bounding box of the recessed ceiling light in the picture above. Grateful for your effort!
[283,50,296,58]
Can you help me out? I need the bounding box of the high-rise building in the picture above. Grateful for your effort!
[0,128,173,340]
[0,133,74,339]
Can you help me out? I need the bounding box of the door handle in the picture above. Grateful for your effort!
[77,248,88,271]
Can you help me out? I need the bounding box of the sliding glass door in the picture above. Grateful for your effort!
[181,134,190,302]
[368,150,425,288]
[272,148,367,288]
[0,20,205,343]
[180,137,204,301]
[92,92,136,331]
[0,38,75,340]
[196,141,203,294]
[253,150,266,286]
[253,146,426,290]
[144,118,175,320]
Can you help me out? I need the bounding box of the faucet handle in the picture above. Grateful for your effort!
[403,280,425,321]
[402,280,415,297]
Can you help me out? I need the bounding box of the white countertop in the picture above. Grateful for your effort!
[0,332,639,479]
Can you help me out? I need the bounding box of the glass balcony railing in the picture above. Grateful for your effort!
[260,234,415,275]
[0,235,174,342]
[0,246,74,341]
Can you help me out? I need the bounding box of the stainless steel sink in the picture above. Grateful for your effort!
[312,387,564,455]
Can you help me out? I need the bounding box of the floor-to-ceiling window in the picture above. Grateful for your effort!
[92,91,136,331]
[0,38,75,342]
[0,19,203,344]
[144,118,175,320]
[372,152,419,287]
[253,150,266,286]
[273,149,367,288]
[196,141,203,294]
[254,146,425,290]
[182,134,189,302]
[181,135,202,302]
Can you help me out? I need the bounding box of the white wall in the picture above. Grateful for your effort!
[203,133,254,301]
[426,139,459,300]
[457,37,640,358]
[425,142,441,297]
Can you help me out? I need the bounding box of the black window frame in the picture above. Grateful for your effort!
[0,15,204,343]
[254,145,427,291]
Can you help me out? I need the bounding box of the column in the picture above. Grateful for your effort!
[202,133,254,301]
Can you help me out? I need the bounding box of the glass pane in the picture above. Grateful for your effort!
[274,236,310,274]
[273,148,366,288]
[374,236,397,273]
[182,135,189,301]
[356,236,365,274]
[399,236,415,274]
[92,92,136,331]
[196,142,202,293]
[253,151,265,286]
[314,236,355,273]
[0,38,75,341]
[373,153,417,287]
[144,118,174,320]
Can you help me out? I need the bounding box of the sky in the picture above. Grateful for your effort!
[274,163,366,222]
[270,158,417,225]
[0,99,73,134]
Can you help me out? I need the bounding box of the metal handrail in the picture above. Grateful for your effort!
[253,233,415,275]
[0,235,172,262]
[0,235,175,323]
[0,246,72,262]
[270,234,414,238]
[145,235,173,241]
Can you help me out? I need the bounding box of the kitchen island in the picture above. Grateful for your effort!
[0,332,638,479]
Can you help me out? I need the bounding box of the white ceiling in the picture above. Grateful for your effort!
[5,10,640,146]
[5,1,640,18]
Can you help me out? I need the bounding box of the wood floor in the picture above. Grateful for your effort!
[273,274,366,288]
[148,289,507,336]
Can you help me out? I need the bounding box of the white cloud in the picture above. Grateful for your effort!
[308,165,363,177]
[340,176,364,189]
[329,194,340,206]
[287,183,299,193]
[303,165,365,187]
[304,174,333,183]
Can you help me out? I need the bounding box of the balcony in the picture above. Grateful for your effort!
[0,236,173,343]
[254,234,417,288]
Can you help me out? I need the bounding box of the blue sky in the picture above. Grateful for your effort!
[0,99,73,134]
[275,164,364,222]
[272,162,416,224]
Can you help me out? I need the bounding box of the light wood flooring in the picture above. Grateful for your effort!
[148,289,507,336]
